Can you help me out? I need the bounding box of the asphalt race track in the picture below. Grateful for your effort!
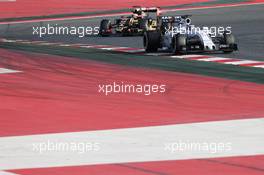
[0,4,264,60]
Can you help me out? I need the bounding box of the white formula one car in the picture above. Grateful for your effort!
[143,15,238,54]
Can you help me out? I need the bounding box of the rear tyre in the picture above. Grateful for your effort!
[172,34,187,54]
[222,32,236,53]
[99,19,112,37]
[143,31,161,52]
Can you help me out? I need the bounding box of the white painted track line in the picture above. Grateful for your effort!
[0,68,21,74]
[253,65,264,68]
[164,2,264,12]
[171,55,203,58]
[79,45,110,48]
[1,39,16,43]
[0,118,263,170]
[0,172,20,175]
[196,57,232,61]
[223,60,262,65]
[100,47,128,50]
[59,44,71,47]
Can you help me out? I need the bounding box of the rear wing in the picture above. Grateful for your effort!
[158,15,192,23]
[132,6,162,16]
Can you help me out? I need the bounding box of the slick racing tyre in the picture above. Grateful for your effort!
[172,34,187,54]
[222,31,236,53]
[143,31,161,52]
[99,19,112,36]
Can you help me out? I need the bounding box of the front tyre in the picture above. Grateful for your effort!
[222,32,237,53]
[99,19,112,37]
[172,34,187,54]
[143,31,161,52]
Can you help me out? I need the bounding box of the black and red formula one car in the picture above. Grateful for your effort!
[99,6,161,36]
